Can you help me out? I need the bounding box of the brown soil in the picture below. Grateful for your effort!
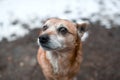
[0,24,120,80]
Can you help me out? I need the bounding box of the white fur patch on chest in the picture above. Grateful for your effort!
[46,51,59,73]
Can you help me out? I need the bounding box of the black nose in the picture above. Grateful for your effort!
[39,34,49,44]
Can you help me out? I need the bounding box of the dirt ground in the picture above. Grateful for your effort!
[0,23,120,80]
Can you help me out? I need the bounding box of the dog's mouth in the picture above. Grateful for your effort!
[40,43,60,51]
[41,44,52,50]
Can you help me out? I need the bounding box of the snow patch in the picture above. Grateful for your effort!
[0,0,120,41]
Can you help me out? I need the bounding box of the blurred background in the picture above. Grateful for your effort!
[0,0,120,80]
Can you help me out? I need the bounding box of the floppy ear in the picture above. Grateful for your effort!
[76,22,89,37]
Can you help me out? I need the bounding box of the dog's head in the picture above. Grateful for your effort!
[38,18,88,51]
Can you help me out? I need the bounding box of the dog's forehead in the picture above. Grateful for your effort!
[45,18,77,33]
[46,18,74,27]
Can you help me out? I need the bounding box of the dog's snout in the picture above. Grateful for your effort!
[39,34,49,44]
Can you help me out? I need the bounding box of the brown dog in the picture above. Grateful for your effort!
[37,18,88,80]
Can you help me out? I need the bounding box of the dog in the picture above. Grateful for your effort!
[37,18,88,80]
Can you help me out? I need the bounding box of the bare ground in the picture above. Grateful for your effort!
[0,23,120,80]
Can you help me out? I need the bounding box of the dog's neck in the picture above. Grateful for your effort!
[46,36,81,74]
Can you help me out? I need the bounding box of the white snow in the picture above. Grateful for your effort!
[0,0,120,41]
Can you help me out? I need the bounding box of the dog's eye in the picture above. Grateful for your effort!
[58,27,68,35]
[42,25,48,31]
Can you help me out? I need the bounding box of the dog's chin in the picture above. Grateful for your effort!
[41,46,54,51]
[40,44,60,51]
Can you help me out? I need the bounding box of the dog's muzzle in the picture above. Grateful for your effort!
[38,34,62,50]
[38,34,54,50]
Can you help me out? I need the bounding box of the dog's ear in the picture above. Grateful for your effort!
[76,22,89,37]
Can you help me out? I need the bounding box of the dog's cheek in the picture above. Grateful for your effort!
[57,36,65,44]
[65,35,75,46]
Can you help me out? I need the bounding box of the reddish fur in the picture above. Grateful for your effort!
[37,18,84,80]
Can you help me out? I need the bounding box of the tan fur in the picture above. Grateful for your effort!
[37,18,87,80]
